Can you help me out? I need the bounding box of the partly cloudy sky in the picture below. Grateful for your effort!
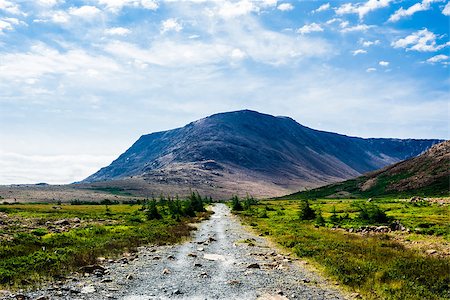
[0,0,449,184]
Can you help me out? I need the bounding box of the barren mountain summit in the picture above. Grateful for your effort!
[83,110,441,198]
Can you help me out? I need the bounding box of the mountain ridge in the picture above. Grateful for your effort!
[281,140,449,199]
[82,110,442,198]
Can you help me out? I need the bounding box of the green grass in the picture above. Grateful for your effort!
[0,203,209,289]
[232,199,450,300]
[283,173,449,200]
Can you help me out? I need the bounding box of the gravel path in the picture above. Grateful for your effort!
[11,204,348,300]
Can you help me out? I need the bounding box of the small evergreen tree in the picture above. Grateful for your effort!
[329,206,339,224]
[146,199,162,220]
[298,199,316,220]
[315,208,325,226]
[183,200,196,217]
[231,195,243,211]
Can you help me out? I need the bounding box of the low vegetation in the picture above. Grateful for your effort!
[231,197,450,300]
[0,193,210,289]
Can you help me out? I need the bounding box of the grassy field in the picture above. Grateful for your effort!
[232,197,450,300]
[0,198,209,289]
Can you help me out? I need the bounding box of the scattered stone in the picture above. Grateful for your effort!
[204,253,226,261]
[197,247,204,251]
[126,274,134,280]
[162,268,171,275]
[194,263,202,267]
[227,280,240,285]
[152,256,161,260]
[351,292,362,299]
[247,263,260,269]
[167,255,175,260]
[97,257,106,263]
[187,253,197,258]
[101,278,113,283]
[199,272,208,278]
[14,294,27,300]
[80,285,96,294]
[35,296,48,300]
[79,265,106,275]
[208,237,217,242]
[172,289,182,295]
[425,249,437,255]
[276,290,284,295]
[301,278,310,283]
[54,219,70,226]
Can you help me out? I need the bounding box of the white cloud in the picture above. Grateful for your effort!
[443,2,450,15]
[161,18,182,34]
[0,151,115,184]
[0,19,13,33]
[341,24,373,33]
[314,3,330,13]
[0,0,23,15]
[326,18,340,25]
[230,48,247,60]
[361,39,380,47]
[141,0,159,10]
[69,6,102,19]
[0,43,120,79]
[49,10,70,23]
[208,0,278,19]
[388,0,440,22]
[336,0,391,19]
[105,27,131,36]
[36,0,60,7]
[339,20,349,28]
[0,17,24,34]
[297,23,323,35]
[95,0,159,13]
[426,54,449,63]
[215,0,258,18]
[352,49,367,55]
[379,60,389,66]
[277,3,294,11]
[392,28,449,52]
[366,67,377,72]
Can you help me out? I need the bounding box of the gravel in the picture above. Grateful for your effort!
[6,204,348,300]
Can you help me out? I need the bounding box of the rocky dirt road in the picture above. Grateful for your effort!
[13,204,347,300]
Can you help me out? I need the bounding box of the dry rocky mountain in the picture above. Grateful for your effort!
[284,140,449,199]
[81,110,442,199]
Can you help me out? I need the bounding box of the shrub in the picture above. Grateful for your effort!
[356,203,390,224]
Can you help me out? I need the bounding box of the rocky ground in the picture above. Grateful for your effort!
[3,204,348,300]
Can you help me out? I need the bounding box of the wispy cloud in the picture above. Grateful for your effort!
[388,0,440,22]
[313,3,330,13]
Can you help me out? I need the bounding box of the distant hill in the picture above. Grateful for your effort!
[81,110,442,198]
[282,140,449,199]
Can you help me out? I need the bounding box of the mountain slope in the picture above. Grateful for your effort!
[82,110,442,198]
[283,140,449,199]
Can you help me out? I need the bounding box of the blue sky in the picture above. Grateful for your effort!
[0,0,449,184]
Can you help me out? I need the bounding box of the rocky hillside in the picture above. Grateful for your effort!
[82,110,441,198]
[283,140,449,199]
